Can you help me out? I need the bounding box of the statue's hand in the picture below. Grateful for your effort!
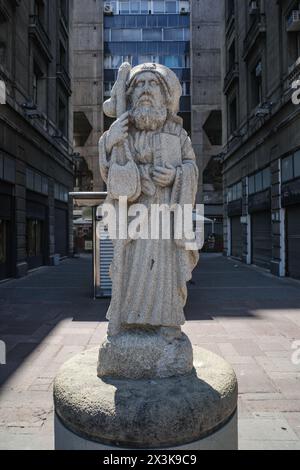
[152,164,176,188]
[105,112,129,154]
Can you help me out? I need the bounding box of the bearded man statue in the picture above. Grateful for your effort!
[99,63,199,342]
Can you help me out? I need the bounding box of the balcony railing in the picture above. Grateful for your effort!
[29,15,52,62]
[56,64,72,96]
[243,14,266,60]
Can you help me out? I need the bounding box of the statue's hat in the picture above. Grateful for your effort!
[103,62,182,118]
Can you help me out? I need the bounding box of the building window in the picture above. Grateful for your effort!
[58,99,67,137]
[248,167,271,195]
[26,220,43,258]
[0,219,8,264]
[251,60,262,108]
[229,96,237,135]
[0,12,9,71]
[59,42,67,69]
[294,150,300,178]
[26,169,49,195]
[142,29,163,41]
[55,183,69,202]
[34,0,45,23]
[228,181,242,202]
[33,62,46,110]
[166,1,177,13]
[226,0,235,22]
[228,40,236,71]
[60,0,68,24]
[282,151,300,183]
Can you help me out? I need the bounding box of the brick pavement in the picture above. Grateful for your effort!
[0,254,300,449]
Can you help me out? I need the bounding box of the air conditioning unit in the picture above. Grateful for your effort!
[287,10,300,32]
[249,1,259,15]
[104,4,113,16]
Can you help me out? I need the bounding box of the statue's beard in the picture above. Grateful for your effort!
[131,105,167,131]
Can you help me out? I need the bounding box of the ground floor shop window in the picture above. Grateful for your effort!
[0,219,8,264]
[26,219,43,258]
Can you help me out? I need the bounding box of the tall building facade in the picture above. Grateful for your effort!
[222,0,300,278]
[73,0,223,241]
[0,0,74,280]
[73,0,103,191]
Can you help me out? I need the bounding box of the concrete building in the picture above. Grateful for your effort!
[73,0,223,244]
[0,0,74,281]
[73,0,103,191]
[222,0,300,278]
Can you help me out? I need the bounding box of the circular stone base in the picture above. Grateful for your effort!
[97,329,193,379]
[55,411,238,450]
[54,347,238,450]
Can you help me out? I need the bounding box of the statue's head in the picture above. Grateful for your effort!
[127,70,168,131]
[103,63,182,131]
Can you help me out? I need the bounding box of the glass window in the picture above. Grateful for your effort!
[0,219,7,264]
[104,29,110,41]
[125,16,137,27]
[262,168,271,189]
[185,54,190,67]
[164,55,180,67]
[147,15,158,27]
[168,15,179,27]
[34,173,42,194]
[255,172,263,192]
[111,55,122,68]
[164,29,184,41]
[166,1,177,13]
[237,182,242,200]
[248,175,255,195]
[141,1,149,13]
[27,220,36,257]
[183,28,190,41]
[153,1,165,13]
[42,177,48,195]
[54,183,60,200]
[294,150,300,178]
[137,16,147,27]
[282,155,294,182]
[143,29,162,41]
[119,2,130,14]
[104,55,111,68]
[3,156,15,183]
[233,186,237,201]
[139,55,152,63]
[26,220,43,257]
[0,154,3,180]
[130,1,141,13]
[228,188,232,202]
[157,15,168,27]
[111,29,141,41]
[26,169,34,191]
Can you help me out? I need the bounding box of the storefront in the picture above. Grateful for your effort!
[55,204,69,258]
[228,196,243,261]
[282,178,300,280]
[249,189,272,270]
[26,193,48,270]
[0,181,14,280]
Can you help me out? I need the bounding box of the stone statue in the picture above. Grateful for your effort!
[53,64,238,450]
[98,63,199,378]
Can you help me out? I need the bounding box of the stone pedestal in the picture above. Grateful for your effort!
[53,346,238,450]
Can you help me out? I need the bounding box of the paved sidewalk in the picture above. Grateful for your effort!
[0,254,300,449]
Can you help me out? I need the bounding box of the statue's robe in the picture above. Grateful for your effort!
[99,118,199,332]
